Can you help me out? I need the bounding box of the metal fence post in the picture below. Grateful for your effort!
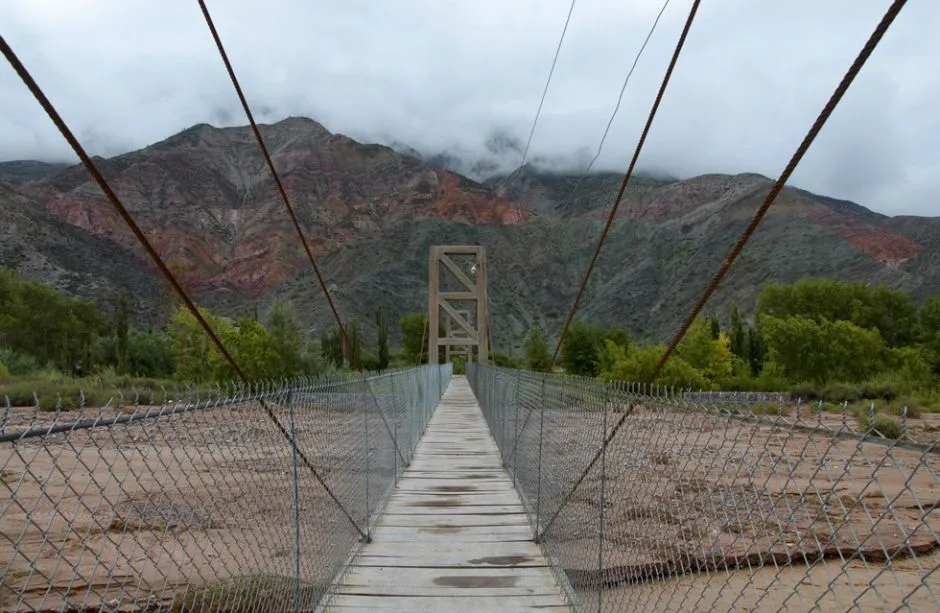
[289,392,302,613]
[362,376,371,539]
[534,375,546,540]
[597,385,609,613]
[394,421,400,485]
[510,374,521,490]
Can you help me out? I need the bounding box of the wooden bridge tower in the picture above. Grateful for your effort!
[428,245,488,365]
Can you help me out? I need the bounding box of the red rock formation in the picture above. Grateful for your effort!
[19,119,526,297]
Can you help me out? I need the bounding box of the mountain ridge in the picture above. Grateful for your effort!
[1,116,937,352]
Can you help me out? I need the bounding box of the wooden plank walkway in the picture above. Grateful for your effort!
[326,376,571,612]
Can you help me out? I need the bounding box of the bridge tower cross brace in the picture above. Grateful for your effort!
[428,245,488,365]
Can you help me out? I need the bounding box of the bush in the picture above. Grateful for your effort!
[885,399,922,419]
[820,383,863,403]
[751,402,788,417]
[0,362,9,380]
[791,382,820,402]
[863,414,902,439]
[859,381,897,401]
[0,348,41,376]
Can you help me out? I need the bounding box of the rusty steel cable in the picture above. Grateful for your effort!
[196,0,409,467]
[518,0,577,169]
[506,0,673,447]
[0,34,368,541]
[196,0,348,348]
[648,0,908,383]
[554,0,672,223]
[550,0,702,368]
[536,0,909,542]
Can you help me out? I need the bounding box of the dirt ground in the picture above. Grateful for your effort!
[0,400,400,612]
[4,393,939,612]
[522,403,940,611]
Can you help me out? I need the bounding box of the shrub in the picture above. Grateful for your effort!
[791,382,820,402]
[859,381,897,401]
[885,400,922,419]
[820,383,863,403]
[0,362,9,380]
[866,414,902,439]
[751,402,788,417]
[0,348,40,376]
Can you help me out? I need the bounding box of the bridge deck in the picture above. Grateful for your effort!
[326,376,571,612]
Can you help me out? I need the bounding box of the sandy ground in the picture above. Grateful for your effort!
[4,388,939,612]
[506,400,940,612]
[0,399,404,612]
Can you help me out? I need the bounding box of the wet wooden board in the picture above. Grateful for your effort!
[327,376,571,611]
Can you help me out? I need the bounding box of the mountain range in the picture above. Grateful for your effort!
[1,116,938,356]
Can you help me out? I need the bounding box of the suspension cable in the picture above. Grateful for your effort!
[649,0,908,382]
[517,0,577,170]
[196,0,410,467]
[536,0,908,542]
[550,0,702,368]
[555,0,672,218]
[0,33,368,541]
[505,0,679,464]
[196,0,348,348]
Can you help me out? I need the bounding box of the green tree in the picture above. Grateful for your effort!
[127,330,175,378]
[347,321,362,369]
[321,328,344,368]
[676,318,733,388]
[919,296,940,372]
[746,327,765,376]
[708,316,721,340]
[760,314,884,384]
[600,341,709,390]
[729,306,746,359]
[115,293,129,374]
[523,315,551,372]
[0,268,108,374]
[267,302,304,377]
[560,320,606,376]
[376,307,390,370]
[399,313,442,364]
[758,279,917,348]
[166,305,230,382]
[213,317,279,381]
[597,326,631,375]
[491,351,522,369]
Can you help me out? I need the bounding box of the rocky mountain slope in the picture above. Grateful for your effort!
[11,117,528,300]
[1,117,937,354]
[0,183,163,320]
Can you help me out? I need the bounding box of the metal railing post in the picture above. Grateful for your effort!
[289,392,302,613]
[511,374,521,489]
[535,375,547,540]
[362,375,371,539]
[597,385,610,613]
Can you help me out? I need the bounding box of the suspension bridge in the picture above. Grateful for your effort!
[2,0,938,611]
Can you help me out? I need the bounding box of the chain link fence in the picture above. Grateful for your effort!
[467,363,940,612]
[0,364,451,613]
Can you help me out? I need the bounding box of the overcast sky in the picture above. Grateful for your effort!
[1,0,937,216]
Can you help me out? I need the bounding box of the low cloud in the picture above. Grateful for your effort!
[1,0,936,215]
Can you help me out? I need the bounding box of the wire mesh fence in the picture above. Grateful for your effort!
[467,363,940,613]
[0,364,451,613]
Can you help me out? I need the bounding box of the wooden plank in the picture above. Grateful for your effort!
[336,577,563,599]
[341,566,559,587]
[327,595,570,612]
[328,376,571,611]
[350,540,545,560]
[376,515,531,528]
[385,504,522,515]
